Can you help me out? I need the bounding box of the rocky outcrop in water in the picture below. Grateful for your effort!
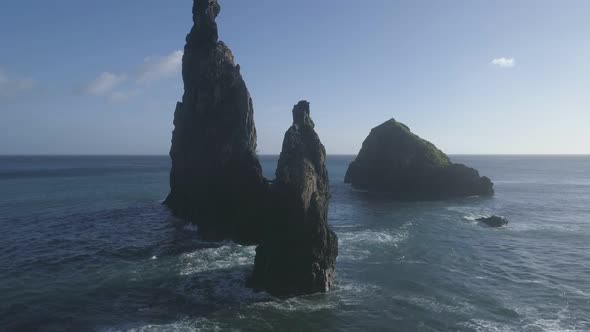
[250,101,338,295]
[345,119,494,200]
[477,216,508,227]
[165,1,337,295]
[164,0,267,244]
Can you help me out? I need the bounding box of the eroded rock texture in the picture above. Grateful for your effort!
[251,101,338,295]
[345,119,494,200]
[477,215,508,227]
[165,1,338,295]
[164,0,268,244]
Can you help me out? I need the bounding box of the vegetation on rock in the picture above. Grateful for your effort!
[345,118,494,200]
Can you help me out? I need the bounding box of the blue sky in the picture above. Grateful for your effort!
[1,0,589,155]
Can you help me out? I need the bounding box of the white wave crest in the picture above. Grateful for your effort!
[458,319,514,332]
[178,244,256,276]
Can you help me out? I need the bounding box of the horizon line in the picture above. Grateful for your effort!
[1,153,590,157]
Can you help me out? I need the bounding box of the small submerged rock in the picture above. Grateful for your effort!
[476,216,508,227]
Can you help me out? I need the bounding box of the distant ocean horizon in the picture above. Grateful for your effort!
[2,154,590,156]
[1,155,589,331]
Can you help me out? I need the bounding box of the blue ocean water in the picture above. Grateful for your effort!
[1,155,589,331]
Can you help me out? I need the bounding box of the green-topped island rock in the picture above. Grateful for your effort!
[345,119,494,200]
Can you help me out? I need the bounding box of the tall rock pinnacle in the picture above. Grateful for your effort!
[165,0,267,244]
[165,1,338,295]
[251,101,338,295]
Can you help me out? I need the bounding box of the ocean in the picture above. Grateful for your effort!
[1,155,589,331]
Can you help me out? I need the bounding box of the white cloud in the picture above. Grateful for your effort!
[136,50,183,84]
[83,72,127,96]
[81,50,182,103]
[490,57,516,68]
[0,69,36,99]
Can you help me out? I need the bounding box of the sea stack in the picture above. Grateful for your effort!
[165,1,338,295]
[164,0,267,244]
[345,119,494,200]
[251,101,338,295]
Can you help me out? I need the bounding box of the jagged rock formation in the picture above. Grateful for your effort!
[477,215,508,227]
[345,119,494,200]
[165,1,338,295]
[250,101,338,295]
[164,0,268,244]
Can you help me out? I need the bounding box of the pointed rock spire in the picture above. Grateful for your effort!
[187,0,221,50]
[251,101,338,295]
[165,0,266,244]
[165,1,338,295]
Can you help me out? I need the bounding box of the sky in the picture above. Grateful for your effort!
[0,0,589,155]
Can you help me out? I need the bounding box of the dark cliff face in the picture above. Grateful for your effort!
[165,0,267,244]
[251,101,338,295]
[345,119,494,200]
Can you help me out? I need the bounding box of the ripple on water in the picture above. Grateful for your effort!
[458,319,515,332]
[104,317,236,332]
[392,294,476,315]
[336,221,412,262]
